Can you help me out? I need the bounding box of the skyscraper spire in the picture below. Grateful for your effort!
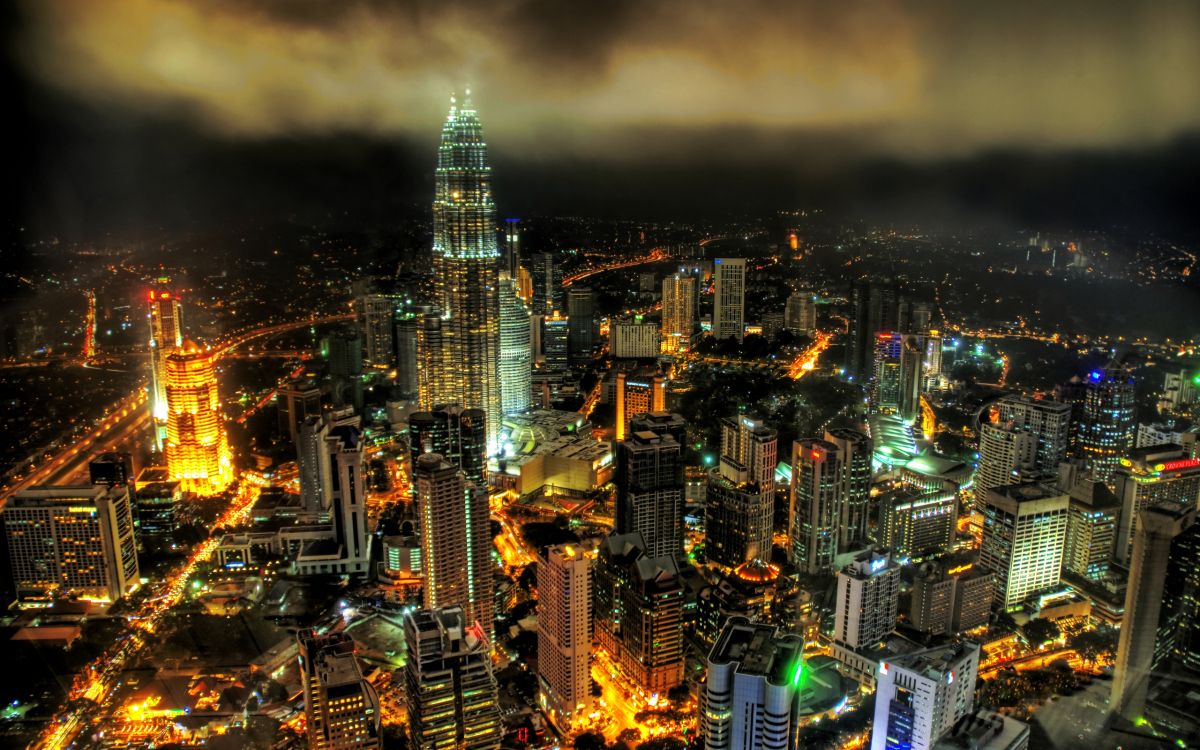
[431,94,502,452]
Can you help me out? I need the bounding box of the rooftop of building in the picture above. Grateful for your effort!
[11,484,124,506]
[934,709,1029,750]
[988,481,1066,504]
[887,641,979,681]
[1119,444,1200,474]
[709,617,804,686]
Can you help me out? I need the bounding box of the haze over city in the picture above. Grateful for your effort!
[2,2,1200,750]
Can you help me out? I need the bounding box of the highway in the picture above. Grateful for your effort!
[0,390,150,508]
[19,313,350,750]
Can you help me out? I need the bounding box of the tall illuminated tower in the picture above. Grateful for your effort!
[432,93,502,451]
[1080,361,1136,484]
[148,282,183,446]
[661,272,696,353]
[164,342,232,495]
[498,273,532,415]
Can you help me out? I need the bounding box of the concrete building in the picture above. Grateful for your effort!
[784,290,817,335]
[707,416,778,568]
[1113,445,1200,566]
[974,424,1036,511]
[566,286,596,366]
[610,316,659,359]
[403,606,501,750]
[933,710,1029,750]
[712,258,746,342]
[615,423,683,560]
[413,454,492,636]
[594,533,684,696]
[1111,504,1198,722]
[1062,475,1120,581]
[408,405,488,491]
[613,370,666,442]
[877,484,957,559]
[700,617,807,750]
[870,643,981,750]
[661,273,696,353]
[978,483,1069,610]
[833,550,901,650]
[297,630,381,750]
[789,439,844,574]
[3,485,139,603]
[536,544,593,731]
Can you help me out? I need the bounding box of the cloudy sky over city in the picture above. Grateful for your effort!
[8,0,1200,232]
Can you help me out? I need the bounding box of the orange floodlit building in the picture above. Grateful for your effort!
[165,341,232,495]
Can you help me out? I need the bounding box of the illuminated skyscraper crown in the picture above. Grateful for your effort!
[434,91,499,260]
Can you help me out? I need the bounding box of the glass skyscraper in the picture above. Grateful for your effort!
[499,274,532,415]
[432,93,502,451]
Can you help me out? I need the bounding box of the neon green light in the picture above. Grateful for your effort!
[791,659,804,686]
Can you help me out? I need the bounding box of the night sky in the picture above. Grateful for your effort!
[6,0,1200,239]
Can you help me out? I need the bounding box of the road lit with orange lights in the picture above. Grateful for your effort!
[34,484,261,750]
[786,331,832,379]
[562,247,668,287]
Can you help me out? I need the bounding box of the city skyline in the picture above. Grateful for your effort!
[2,6,1200,750]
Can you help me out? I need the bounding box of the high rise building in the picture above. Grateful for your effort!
[593,533,684,695]
[993,396,1073,474]
[355,292,398,369]
[415,311,449,410]
[877,483,957,558]
[164,343,232,495]
[503,217,521,278]
[527,253,563,315]
[408,405,488,490]
[394,305,422,401]
[613,370,666,442]
[615,422,683,560]
[1111,503,1198,721]
[846,281,908,380]
[566,286,596,366]
[610,316,660,359]
[706,416,778,569]
[872,333,922,421]
[297,630,381,750]
[899,334,925,422]
[1061,476,1120,581]
[784,290,817,335]
[277,377,322,445]
[413,453,492,634]
[661,273,696,353]
[295,416,372,575]
[1113,445,1200,566]
[1162,369,1200,411]
[825,428,874,545]
[542,311,569,370]
[833,550,901,649]
[712,258,746,342]
[974,424,1037,511]
[3,485,139,603]
[701,617,808,750]
[498,274,532,415]
[788,438,844,574]
[325,329,365,411]
[1079,362,1136,483]
[870,643,981,750]
[536,544,593,731]
[147,282,182,430]
[909,558,995,636]
[403,606,501,750]
[978,483,1068,610]
[88,452,133,487]
[431,95,503,452]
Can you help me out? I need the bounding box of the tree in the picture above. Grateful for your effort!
[1022,618,1061,647]
[574,732,606,750]
[667,682,690,703]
